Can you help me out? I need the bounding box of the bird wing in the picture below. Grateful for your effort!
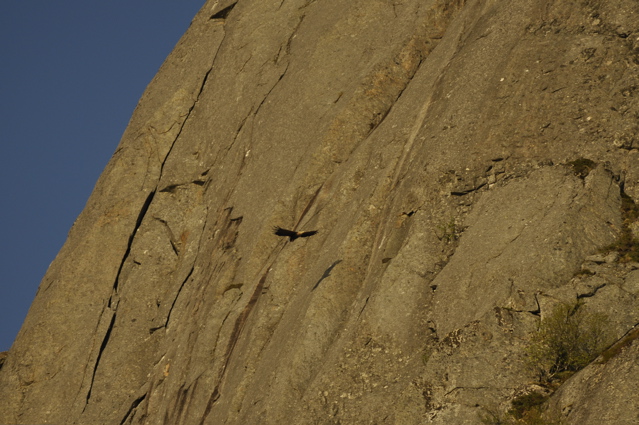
[274,226,297,237]
[299,230,318,238]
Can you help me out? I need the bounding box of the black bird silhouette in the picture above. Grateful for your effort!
[273,226,318,241]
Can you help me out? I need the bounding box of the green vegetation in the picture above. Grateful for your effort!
[436,217,460,242]
[527,302,612,383]
[481,302,612,424]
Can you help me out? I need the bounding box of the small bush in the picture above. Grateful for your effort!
[527,302,612,383]
[436,217,461,242]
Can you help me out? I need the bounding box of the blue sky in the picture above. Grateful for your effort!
[0,1,205,352]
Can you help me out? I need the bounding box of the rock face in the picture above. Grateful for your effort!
[2,0,639,424]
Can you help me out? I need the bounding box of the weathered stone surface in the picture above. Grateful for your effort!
[431,166,621,337]
[1,0,639,424]
[547,327,639,424]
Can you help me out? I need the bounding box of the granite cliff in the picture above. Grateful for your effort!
[2,0,639,424]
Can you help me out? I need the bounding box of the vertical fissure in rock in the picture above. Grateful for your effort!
[119,393,147,425]
[252,64,289,122]
[112,190,156,295]
[84,312,117,407]
[295,183,323,229]
[163,266,195,331]
[158,67,213,179]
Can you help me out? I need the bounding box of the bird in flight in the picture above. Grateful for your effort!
[273,226,318,241]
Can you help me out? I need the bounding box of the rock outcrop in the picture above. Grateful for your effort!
[2,0,639,424]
